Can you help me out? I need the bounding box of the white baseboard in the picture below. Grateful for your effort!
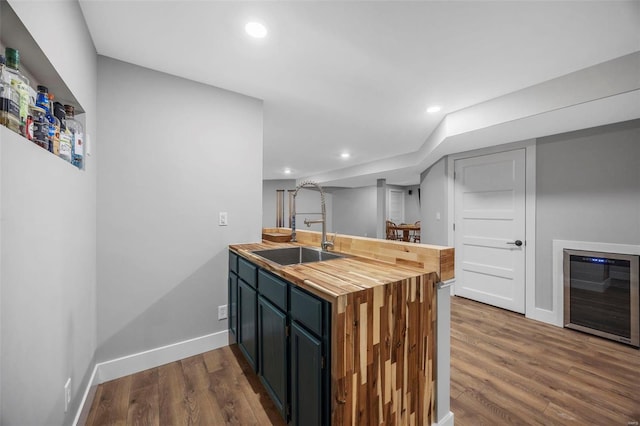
[73,330,229,425]
[73,364,99,426]
[98,330,229,383]
[526,306,561,327]
[433,411,454,426]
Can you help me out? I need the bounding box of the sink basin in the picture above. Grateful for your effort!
[252,246,344,266]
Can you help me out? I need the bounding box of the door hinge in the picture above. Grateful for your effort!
[453,223,455,231]
[286,403,291,417]
[453,171,456,180]
[321,356,326,369]
[285,325,290,337]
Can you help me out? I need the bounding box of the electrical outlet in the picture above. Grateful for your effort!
[64,378,71,412]
[219,212,228,226]
[218,304,228,320]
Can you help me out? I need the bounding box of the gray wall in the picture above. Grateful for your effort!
[1,2,98,425]
[535,120,640,310]
[404,184,421,224]
[332,186,377,237]
[262,179,333,234]
[263,179,295,228]
[420,157,449,246]
[97,57,263,362]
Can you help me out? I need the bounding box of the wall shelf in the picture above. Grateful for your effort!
[1,0,85,113]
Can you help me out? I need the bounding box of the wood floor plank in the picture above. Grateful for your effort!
[130,368,159,392]
[181,354,212,392]
[208,365,260,424]
[126,384,159,426]
[158,361,190,425]
[227,345,286,426]
[85,376,132,426]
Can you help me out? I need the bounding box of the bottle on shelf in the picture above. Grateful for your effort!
[3,47,32,136]
[55,101,72,163]
[65,104,83,169]
[48,93,60,155]
[29,103,47,149]
[33,85,52,150]
[0,55,22,133]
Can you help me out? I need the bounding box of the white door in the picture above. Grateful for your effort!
[388,189,405,224]
[454,149,526,313]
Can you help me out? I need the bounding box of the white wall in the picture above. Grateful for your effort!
[1,1,98,425]
[535,119,640,310]
[420,158,448,246]
[96,56,263,363]
[332,186,377,237]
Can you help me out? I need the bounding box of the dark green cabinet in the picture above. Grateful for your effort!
[258,296,288,418]
[228,251,330,425]
[228,273,238,340]
[228,252,238,342]
[238,279,258,372]
[290,321,323,426]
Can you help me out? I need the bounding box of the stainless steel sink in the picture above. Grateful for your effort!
[251,246,344,266]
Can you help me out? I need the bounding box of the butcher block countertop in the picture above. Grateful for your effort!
[230,228,454,302]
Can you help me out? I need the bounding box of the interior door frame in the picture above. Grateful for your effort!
[446,139,545,324]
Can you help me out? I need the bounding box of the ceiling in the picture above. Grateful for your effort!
[79,1,640,186]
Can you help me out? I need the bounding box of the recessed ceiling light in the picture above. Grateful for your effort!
[283,168,292,174]
[426,105,442,114]
[340,152,350,159]
[245,22,267,38]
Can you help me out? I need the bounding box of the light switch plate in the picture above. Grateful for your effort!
[219,212,228,226]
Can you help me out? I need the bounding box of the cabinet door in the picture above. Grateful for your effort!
[291,322,323,426]
[258,296,288,420]
[238,279,258,372]
[228,273,238,340]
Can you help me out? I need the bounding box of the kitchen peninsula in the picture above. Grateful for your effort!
[229,228,454,425]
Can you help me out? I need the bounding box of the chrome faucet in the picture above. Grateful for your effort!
[290,180,334,251]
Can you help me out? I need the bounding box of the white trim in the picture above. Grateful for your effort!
[552,240,640,327]
[73,330,229,425]
[73,364,100,426]
[433,411,454,426]
[97,330,229,383]
[524,143,538,323]
[447,140,537,316]
[436,285,452,423]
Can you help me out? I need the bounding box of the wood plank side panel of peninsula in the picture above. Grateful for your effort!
[332,273,436,425]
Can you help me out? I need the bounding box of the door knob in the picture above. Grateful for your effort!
[506,240,523,247]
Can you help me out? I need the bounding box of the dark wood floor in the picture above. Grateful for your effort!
[85,296,640,425]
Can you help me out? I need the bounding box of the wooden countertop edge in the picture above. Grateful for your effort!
[229,241,440,302]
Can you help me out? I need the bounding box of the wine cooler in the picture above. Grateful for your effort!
[563,249,639,347]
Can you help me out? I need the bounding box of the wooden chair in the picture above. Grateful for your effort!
[386,220,400,240]
[411,220,421,243]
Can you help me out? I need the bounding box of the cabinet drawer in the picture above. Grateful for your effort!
[290,286,323,336]
[229,251,238,274]
[258,270,287,311]
[238,258,257,288]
